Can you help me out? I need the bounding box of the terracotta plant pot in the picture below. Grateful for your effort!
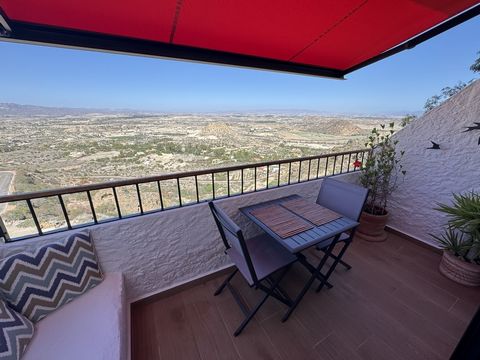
[439,251,480,287]
[356,211,388,242]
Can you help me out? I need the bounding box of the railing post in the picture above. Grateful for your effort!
[58,195,72,230]
[227,171,230,196]
[157,181,165,210]
[176,178,182,207]
[86,191,98,224]
[277,164,281,187]
[288,162,292,184]
[212,173,215,199]
[241,169,244,194]
[112,187,122,219]
[266,165,269,189]
[195,176,200,203]
[136,184,144,213]
[26,199,43,236]
[0,216,10,242]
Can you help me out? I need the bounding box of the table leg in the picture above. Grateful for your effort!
[315,240,351,293]
[282,234,340,322]
[297,254,333,289]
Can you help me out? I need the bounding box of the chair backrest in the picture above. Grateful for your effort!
[208,202,258,283]
[316,178,369,221]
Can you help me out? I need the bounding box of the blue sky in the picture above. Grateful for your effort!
[0,16,478,114]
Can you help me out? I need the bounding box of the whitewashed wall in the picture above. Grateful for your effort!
[388,80,480,247]
[0,173,358,302]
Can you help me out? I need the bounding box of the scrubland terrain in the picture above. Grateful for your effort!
[0,105,397,237]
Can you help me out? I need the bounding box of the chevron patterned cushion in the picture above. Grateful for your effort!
[0,231,103,323]
[0,299,34,360]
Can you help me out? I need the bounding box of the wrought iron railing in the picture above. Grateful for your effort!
[0,149,368,242]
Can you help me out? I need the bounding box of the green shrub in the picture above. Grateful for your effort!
[433,191,480,264]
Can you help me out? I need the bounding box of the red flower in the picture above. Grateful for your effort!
[353,160,362,168]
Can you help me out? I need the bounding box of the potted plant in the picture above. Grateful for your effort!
[356,123,406,242]
[432,192,480,286]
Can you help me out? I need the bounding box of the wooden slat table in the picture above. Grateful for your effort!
[249,204,314,238]
[240,194,358,254]
[240,194,359,320]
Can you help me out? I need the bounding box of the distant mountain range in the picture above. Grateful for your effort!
[0,103,141,117]
[0,102,421,118]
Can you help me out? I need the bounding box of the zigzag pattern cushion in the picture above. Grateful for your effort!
[0,231,103,323]
[0,299,34,360]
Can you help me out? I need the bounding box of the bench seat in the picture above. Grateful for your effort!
[23,272,127,360]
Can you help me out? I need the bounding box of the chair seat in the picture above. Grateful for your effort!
[227,233,296,286]
[315,232,351,250]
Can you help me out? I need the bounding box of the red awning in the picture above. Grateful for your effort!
[0,1,478,78]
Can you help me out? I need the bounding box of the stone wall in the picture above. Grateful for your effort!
[0,172,358,302]
[388,80,480,247]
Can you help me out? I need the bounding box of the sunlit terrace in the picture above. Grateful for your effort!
[0,1,479,360]
[131,232,480,360]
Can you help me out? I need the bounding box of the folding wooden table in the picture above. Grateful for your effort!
[240,194,358,320]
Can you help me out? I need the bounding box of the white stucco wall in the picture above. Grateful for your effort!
[388,80,480,247]
[0,173,358,302]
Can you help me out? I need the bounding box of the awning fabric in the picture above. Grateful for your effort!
[0,1,478,78]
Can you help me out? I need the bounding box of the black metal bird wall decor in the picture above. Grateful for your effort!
[426,141,440,150]
[463,122,480,145]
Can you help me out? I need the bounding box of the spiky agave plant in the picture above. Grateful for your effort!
[434,191,480,264]
[431,228,468,259]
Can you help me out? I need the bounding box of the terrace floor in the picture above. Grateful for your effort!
[131,233,480,360]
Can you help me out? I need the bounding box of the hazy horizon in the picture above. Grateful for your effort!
[0,101,417,117]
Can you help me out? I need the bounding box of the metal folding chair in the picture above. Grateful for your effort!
[281,179,369,322]
[314,178,369,292]
[209,201,297,336]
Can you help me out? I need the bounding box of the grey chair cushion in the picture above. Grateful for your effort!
[227,233,296,286]
[316,178,369,222]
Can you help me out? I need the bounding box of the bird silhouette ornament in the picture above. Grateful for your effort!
[426,141,440,150]
[463,122,480,145]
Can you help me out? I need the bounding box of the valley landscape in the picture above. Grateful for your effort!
[0,103,398,238]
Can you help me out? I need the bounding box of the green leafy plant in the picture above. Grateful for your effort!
[359,122,406,215]
[423,50,479,112]
[400,114,417,127]
[431,227,468,258]
[470,51,480,73]
[433,191,480,264]
[424,81,472,112]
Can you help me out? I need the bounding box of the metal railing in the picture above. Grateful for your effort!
[0,149,369,242]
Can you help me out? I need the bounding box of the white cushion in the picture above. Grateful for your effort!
[23,272,126,360]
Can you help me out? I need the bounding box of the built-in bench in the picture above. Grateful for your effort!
[23,272,127,360]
